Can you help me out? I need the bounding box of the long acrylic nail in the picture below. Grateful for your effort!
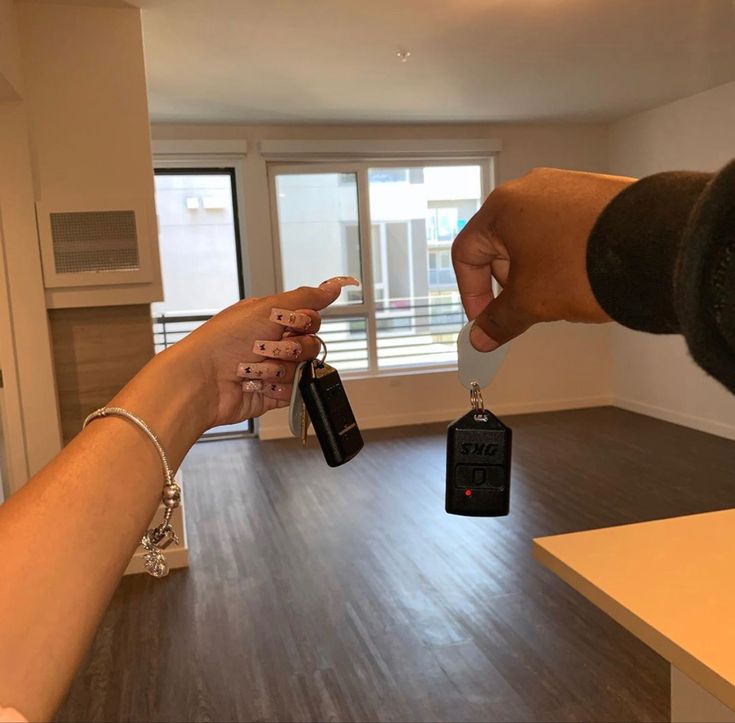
[253,339,302,359]
[270,308,312,330]
[237,362,287,379]
[242,380,264,393]
[262,383,287,396]
[319,275,360,291]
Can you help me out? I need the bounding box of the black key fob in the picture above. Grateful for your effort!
[445,409,511,516]
[299,361,364,467]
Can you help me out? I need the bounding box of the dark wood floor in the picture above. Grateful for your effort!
[55,407,735,723]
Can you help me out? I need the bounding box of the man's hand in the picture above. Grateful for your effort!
[452,167,635,351]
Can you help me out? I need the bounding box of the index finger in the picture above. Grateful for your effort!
[276,276,360,312]
[452,225,499,322]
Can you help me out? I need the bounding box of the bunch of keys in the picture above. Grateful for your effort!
[288,337,364,467]
[445,321,512,516]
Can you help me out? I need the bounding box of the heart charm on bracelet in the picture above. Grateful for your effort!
[141,528,179,578]
[141,535,168,577]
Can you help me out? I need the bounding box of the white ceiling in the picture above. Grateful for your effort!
[133,0,735,124]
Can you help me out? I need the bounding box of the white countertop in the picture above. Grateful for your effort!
[534,508,735,710]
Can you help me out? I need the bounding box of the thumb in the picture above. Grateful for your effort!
[471,291,533,352]
[277,276,360,312]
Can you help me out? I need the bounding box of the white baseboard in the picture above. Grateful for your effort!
[490,395,615,417]
[614,397,735,441]
[260,395,615,440]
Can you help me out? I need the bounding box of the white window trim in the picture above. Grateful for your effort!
[152,139,249,158]
[259,138,501,161]
[267,155,495,379]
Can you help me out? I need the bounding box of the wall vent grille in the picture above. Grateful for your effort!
[50,210,140,274]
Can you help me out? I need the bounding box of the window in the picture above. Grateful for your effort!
[274,173,363,306]
[270,161,489,373]
[153,167,251,436]
[428,249,454,287]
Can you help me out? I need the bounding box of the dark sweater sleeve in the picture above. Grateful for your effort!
[586,159,735,394]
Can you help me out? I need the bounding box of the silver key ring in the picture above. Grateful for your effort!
[469,381,484,410]
[313,334,328,366]
[470,381,489,422]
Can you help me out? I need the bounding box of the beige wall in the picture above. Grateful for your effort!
[17,0,162,309]
[0,0,62,487]
[607,81,735,439]
[0,0,21,98]
[152,122,613,437]
[0,1,161,492]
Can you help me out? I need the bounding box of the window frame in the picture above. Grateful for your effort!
[152,163,255,438]
[154,166,246,302]
[267,156,494,378]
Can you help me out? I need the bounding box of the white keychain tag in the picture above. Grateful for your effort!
[288,361,309,437]
[456,320,510,391]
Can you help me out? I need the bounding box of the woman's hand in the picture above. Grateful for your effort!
[0,278,356,723]
[452,167,635,351]
[166,277,359,430]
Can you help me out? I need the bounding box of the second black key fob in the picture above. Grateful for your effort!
[445,408,511,516]
[299,361,364,467]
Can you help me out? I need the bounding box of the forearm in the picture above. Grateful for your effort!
[587,159,735,393]
[0,346,209,721]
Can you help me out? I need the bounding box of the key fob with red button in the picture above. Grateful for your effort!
[445,408,511,516]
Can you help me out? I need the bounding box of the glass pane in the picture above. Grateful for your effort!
[368,165,483,369]
[274,173,363,305]
[319,316,369,373]
[153,173,240,321]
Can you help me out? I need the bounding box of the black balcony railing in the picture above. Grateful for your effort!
[153,299,466,375]
[153,312,212,353]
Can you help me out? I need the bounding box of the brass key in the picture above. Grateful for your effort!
[300,400,310,447]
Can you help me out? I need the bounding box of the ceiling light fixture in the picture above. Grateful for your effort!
[396,49,412,63]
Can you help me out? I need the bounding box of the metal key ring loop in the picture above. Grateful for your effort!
[313,334,328,366]
[470,381,489,421]
[469,381,484,410]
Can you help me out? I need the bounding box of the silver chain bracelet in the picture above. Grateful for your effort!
[83,406,182,578]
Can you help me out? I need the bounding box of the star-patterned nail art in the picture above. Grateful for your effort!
[253,340,302,358]
[270,308,312,330]
[237,362,287,379]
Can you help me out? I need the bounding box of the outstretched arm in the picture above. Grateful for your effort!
[452,161,735,394]
[0,279,355,721]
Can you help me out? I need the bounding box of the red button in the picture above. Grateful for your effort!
[464,489,472,497]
